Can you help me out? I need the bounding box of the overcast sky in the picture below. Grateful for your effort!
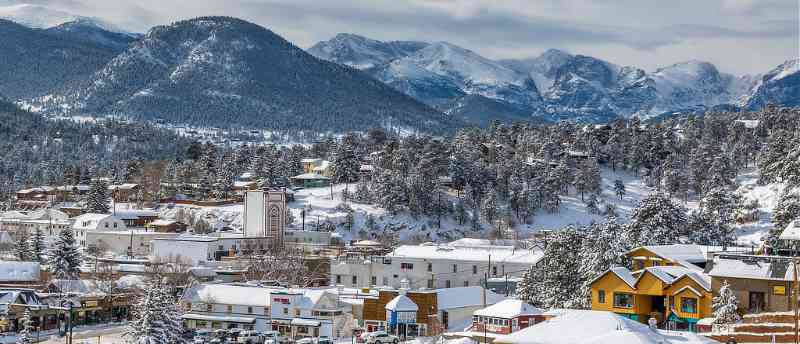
[4,0,798,75]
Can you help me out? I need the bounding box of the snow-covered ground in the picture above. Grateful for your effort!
[151,166,782,246]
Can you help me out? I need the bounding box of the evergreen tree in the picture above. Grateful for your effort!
[524,228,584,309]
[578,219,629,307]
[332,138,360,201]
[48,228,82,280]
[31,228,45,262]
[16,308,33,344]
[126,283,168,344]
[14,231,31,261]
[613,179,626,200]
[713,280,740,324]
[86,179,110,214]
[625,193,688,246]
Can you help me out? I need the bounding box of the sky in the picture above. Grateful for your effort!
[2,0,798,75]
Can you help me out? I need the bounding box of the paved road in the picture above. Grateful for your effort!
[39,325,127,344]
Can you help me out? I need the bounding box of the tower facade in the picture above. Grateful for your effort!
[243,189,286,245]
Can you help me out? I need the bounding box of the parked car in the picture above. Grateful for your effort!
[316,338,334,344]
[295,338,315,344]
[237,331,263,344]
[364,332,399,344]
[262,331,286,344]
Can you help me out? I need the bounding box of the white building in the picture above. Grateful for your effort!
[243,190,287,245]
[331,241,543,290]
[436,287,505,331]
[72,213,127,247]
[181,283,352,339]
[151,236,219,265]
[87,230,179,256]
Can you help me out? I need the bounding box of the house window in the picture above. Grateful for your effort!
[472,265,477,274]
[463,281,469,287]
[383,277,389,285]
[206,304,212,312]
[336,275,342,284]
[248,306,253,314]
[104,223,109,228]
[492,266,497,276]
[227,305,233,313]
[598,290,606,304]
[427,263,432,272]
[445,280,451,288]
[283,308,289,315]
[401,263,414,270]
[427,279,434,289]
[113,223,118,228]
[352,276,357,285]
[613,293,633,308]
[681,298,698,314]
[295,309,301,316]
[371,276,377,286]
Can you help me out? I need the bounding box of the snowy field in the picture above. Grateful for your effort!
[150,166,781,246]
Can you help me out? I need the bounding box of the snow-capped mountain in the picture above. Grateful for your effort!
[46,19,138,51]
[34,17,451,132]
[313,33,800,123]
[308,33,428,69]
[0,3,130,34]
[744,59,800,110]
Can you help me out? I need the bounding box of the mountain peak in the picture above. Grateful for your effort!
[308,32,427,70]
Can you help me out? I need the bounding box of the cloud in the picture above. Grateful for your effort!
[0,0,796,75]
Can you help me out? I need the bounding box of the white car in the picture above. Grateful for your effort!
[262,331,285,344]
[364,332,399,344]
[237,331,263,344]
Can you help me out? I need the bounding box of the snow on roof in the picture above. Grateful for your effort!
[0,211,29,219]
[634,244,708,264]
[73,213,118,230]
[385,294,418,312]
[182,313,256,324]
[234,181,256,187]
[493,310,717,344]
[290,173,331,180]
[609,267,637,288]
[389,244,542,265]
[149,219,178,226]
[353,240,383,247]
[474,299,543,318]
[108,183,139,190]
[113,209,158,219]
[360,164,374,172]
[301,158,321,163]
[0,262,40,282]
[708,256,795,282]
[183,284,280,307]
[188,267,218,278]
[734,119,760,129]
[50,279,103,296]
[116,275,147,289]
[779,220,800,240]
[26,209,69,220]
[449,238,492,246]
[436,286,505,310]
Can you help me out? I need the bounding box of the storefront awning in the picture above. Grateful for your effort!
[291,318,321,327]
[181,313,256,324]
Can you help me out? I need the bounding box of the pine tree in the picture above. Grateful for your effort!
[713,280,740,324]
[625,193,688,246]
[86,179,110,214]
[525,228,584,309]
[31,228,45,262]
[126,283,168,344]
[578,219,629,307]
[16,308,33,344]
[48,228,82,280]
[14,231,32,261]
[613,179,626,200]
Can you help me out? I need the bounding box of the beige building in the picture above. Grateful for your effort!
[708,254,794,314]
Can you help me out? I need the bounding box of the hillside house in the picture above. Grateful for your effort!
[707,254,794,314]
[471,299,544,337]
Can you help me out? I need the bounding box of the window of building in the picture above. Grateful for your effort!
[472,265,477,274]
[336,275,342,284]
[681,298,698,314]
[383,277,389,285]
[352,276,357,285]
[445,280,451,288]
[295,309,301,316]
[104,223,109,228]
[401,263,414,270]
[613,293,633,308]
[371,276,377,286]
[283,308,289,315]
[227,305,233,313]
[463,281,469,287]
[206,304,212,312]
[598,290,606,304]
[492,266,497,276]
[427,279,434,289]
[247,306,253,314]
[427,263,432,272]
[454,265,458,273]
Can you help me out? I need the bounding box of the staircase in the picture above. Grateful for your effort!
[706,312,800,343]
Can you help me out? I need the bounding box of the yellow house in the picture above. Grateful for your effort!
[590,259,713,331]
[301,158,333,177]
[626,245,711,270]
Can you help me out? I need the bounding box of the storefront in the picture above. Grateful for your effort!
[181,313,257,330]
